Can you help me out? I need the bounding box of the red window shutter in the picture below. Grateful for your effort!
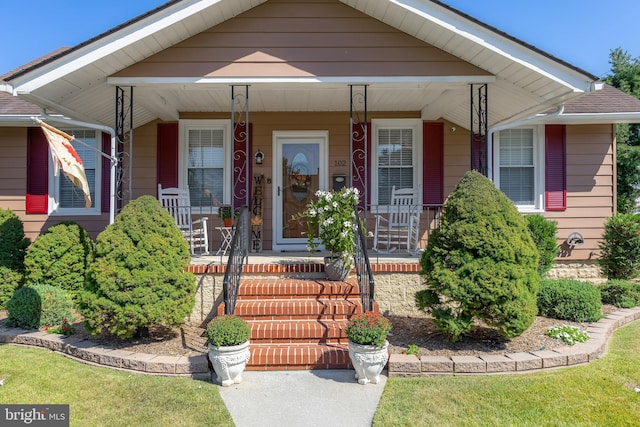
[350,122,371,207]
[101,132,111,213]
[545,124,567,211]
[233,123,252,209]
[26,127,49,214]
[157,123,179,191]
[423,122,444,205]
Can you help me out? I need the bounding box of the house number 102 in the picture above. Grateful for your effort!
[334,160,347,167]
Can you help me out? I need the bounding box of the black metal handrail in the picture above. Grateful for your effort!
[354,207,376,312]
[222,206,249,315]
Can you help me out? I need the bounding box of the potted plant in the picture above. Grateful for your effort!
[219,205,233,227]
[206,315,251,386]
[297,187,361,280]
[346,311,391,385]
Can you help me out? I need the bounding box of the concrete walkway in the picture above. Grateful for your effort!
[217,369,386,427]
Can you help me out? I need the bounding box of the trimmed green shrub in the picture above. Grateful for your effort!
[6,284,77,329]
[78,196,196,339]
[24,221,94,295]
[599,280,640,308]
[205,315,251,347]
[418,171,540,341]
[526,214,560,278]
[0,208,30,270]
[0,266,24,311]
[0,208,30,309]
[598,213,640,280]
[538,279,602,322]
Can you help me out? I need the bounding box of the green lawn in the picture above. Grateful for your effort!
[0,345,233,427]
[374,320,640,427]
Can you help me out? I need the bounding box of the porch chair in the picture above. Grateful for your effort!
[373,186,420,254]
[158,184,209,255]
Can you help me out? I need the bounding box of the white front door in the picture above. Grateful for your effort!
[273,131,328,251]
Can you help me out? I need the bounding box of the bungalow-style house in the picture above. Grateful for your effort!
[3,0,640,261]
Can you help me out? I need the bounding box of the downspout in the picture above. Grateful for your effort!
[39,109,119,225]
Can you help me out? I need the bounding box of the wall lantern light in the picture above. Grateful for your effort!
[255,149,264,165]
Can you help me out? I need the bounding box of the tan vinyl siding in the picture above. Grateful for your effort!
[114,0,489,79]
[129,120,160,199]
[544,124,614,261]
[0,127,109,242]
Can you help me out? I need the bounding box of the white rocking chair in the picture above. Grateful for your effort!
[373,186,420,254]
[158,184,209,255]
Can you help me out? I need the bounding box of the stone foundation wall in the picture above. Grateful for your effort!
[546,261,605,284]
[188,260,607,321]
[189,273,224,325]
[374,273,424,316]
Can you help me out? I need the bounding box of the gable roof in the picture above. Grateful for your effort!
[0,0,608,128]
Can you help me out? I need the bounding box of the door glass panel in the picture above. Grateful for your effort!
[282,143,320,239]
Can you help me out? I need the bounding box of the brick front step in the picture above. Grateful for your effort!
[247,343,352,370]
[219,277,376,370]
[234,299,362,319]
[238,278,359,299]
[249,319,348,344]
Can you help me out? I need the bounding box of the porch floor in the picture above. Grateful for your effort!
[189,250,422,267]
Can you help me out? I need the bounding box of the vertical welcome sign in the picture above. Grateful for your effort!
[251,174,264,252]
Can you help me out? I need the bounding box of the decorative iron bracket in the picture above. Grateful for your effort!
[350,85,368,208]
[470,84,488,176]
[231,85,250,208]
[115,86,133,211]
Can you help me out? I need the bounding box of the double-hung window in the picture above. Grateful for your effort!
[372,119,422,206]
[179,119,231,213]
[50,128,100,215]
[494,126,544,211]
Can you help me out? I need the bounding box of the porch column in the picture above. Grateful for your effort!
[470,83,488,176]
[350,84,368,208]
[231,85,250,208]
[115,86,134,212]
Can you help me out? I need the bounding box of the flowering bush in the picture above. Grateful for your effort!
[346,311,391,348]
[545,325,589,346]
[297,187,360,262]
[45,318,76,336]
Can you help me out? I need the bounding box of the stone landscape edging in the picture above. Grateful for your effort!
[0,326,210,379]
[388,307,640,377]
[1,307,639,379]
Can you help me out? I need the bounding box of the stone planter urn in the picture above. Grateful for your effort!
[324,255,350,281]
[348,339,389,385]
[207,341,250,387]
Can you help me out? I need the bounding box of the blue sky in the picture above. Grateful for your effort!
[1,1,638,79]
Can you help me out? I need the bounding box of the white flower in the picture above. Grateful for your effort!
[343,220,352,228]
[332,201,338,208]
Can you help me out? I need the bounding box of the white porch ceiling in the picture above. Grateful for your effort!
[7,0,599,130]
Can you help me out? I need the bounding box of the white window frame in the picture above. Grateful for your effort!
[178,119,232,215]
[48,128,101,216]
[493,125,545,213]
[370,118,423,208]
